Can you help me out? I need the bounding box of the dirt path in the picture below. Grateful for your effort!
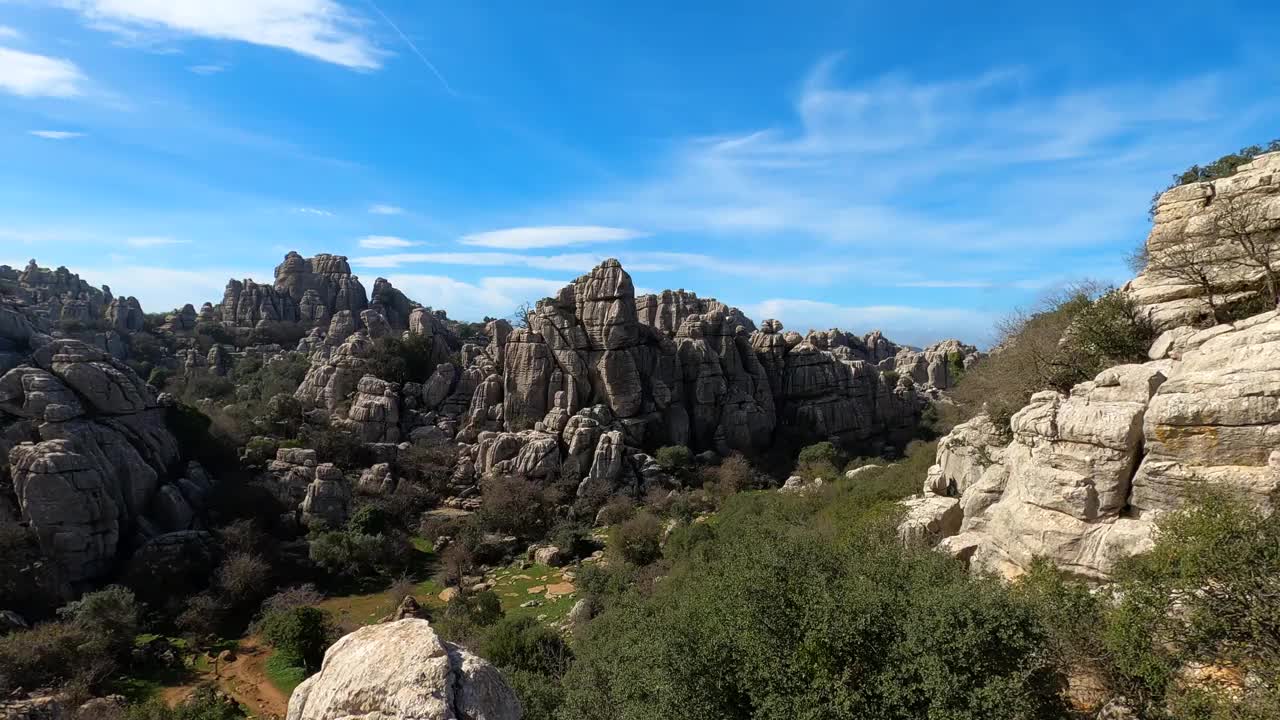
[160,639,290,719]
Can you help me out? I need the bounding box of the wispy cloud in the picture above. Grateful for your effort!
[362,0,456,93]
[293,207,334,217]
[369,203,404,215]
[187,64,226,75]
[73,263,267,312]
[62,0,382,69]
[386,274,567,320]
[743,298,999,349]
[0,26,20,40]
[357,235,419,249]
[461,225,645,250]
[125,236,188,248]
[0,47,86,98]
[28,130,85,140]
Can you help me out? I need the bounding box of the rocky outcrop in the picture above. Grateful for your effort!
[286,619,522,720]
[636,289,755,335]
[1128,152,1280,330]
[0,305,189,583]
[917,312,1280,580]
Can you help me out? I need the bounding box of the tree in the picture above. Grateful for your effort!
[511,301,536,329]
[258,606,334,673]
[1216,194,1280,307]
[1143,237,1224,324]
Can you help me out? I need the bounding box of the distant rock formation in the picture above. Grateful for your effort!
[216,251,420,335]
[287,619,522,720]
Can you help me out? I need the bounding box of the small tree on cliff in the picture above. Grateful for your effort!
[1215,194,1280,307]
[1142,234,1224,324]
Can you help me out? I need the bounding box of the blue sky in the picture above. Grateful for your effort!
[1,1,1277,347]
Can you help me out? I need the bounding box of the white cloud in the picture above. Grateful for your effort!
[0,47,86,97]
[70,264,267,311]
[293,207,333,217]
[461,226,644,249]
[386,274,568,321]
[369,203,404,215]
[28,130,85,140]
[743,298,999,349]
[0,26,20,40]
[357,235,418,249]
[62,0,382,69]
[188,64,225,75]
[125,236,188,248]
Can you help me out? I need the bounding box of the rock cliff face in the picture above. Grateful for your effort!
[0,298,199,585]
[919,312,1280,581]
[1129,151,1280,330]
[287,619,522,720]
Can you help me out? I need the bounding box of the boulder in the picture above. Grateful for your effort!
[286,619,521,720]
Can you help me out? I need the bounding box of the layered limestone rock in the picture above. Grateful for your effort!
[918,312,1280,580]
[287,619,522,720]
[0,261,117,329]
[0,307,188,583]
[217,252,422,335]
[1128,151,1280,331]
[636,289,755,335]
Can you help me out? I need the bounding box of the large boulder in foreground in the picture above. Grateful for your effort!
[287,618,521,720]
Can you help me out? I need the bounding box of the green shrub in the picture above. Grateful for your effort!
[482,616,572,677]
[479,476,554,538]
[654,445,692,472]
[1103,489,1280,714]
[309,530,406,581]
[258,606,334,673]
[363,334,443,385]
[796,441,840,467]
[561,486,1065,720]
[952,284,1153,429]
[608,511,663,567]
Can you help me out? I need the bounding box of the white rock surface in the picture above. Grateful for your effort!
[287,618,521,720]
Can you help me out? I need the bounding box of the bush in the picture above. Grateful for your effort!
[216,552,273,609]
[705,453,758,501]
[952,284,1154,429]
[0,620,93,694]
[482,616,572,678]
[309,530,406,581]
[561,485,1065,720]
[364,334,443,385]
[609,511,663,567]
[653,445,692,472]
[1102,489,1280,714]
[258,606,334,673]
[479,476,554,537]
[58,586,140,658]
[596,496,635,526]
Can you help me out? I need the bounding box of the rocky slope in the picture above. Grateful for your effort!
[911,152,1280,581]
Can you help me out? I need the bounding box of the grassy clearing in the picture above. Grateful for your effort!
[490,563,578,624]
[264,651,307,696]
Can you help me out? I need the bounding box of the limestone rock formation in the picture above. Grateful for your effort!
[286,619,521,720]
[916,312,1280,580]
[1128,151,1280,330]
[1,299,188,583]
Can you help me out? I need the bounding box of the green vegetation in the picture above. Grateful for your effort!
[653,445,692,472]
[952,284,1155,429]
[363,333,447,385]
[560,452,1063,720]
[257,605,335,674]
